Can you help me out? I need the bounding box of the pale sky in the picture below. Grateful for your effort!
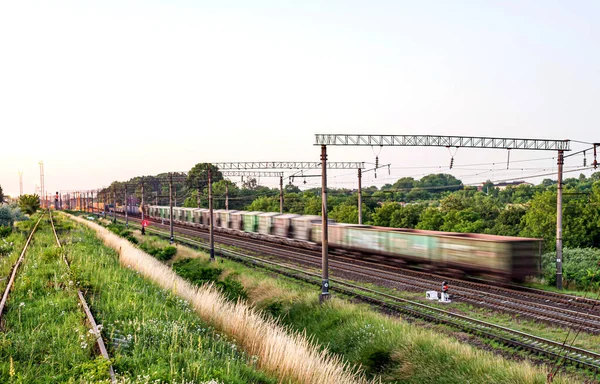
[1,1,598,197]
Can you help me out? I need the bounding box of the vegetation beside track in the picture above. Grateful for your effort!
[105,217,582,383]
[1,213,279,383]
[0,215,103,382]
[69,213,371,384]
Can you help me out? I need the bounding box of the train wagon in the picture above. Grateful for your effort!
[435,232,540,282]
[291,215,322,241]
[273,214,300,238]
[242,211,262,233]
[313,224,540,282]
[175,207,196,224]
[230,211,244,230]
[258,212,280,235]
[217,210,239,229]
[193,209,208,226]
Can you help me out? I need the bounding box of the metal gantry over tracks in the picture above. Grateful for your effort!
[314,133,573,299]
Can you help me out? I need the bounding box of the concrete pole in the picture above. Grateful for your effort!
[112,188,117,223]
[320,145,330,302]
[91,191,94,214]
[209,168,215,261]
[556,150,564,289]
[225,182,229,210]
[279,175,284,214]
[358,168,362,225]
[124,185,129,227]
[141,179,145,222]
[197,183,201,208]
[169,173,174,243]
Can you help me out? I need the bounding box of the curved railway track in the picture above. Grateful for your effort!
[107,214,600,374]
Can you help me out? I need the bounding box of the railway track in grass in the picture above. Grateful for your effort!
[49,211,116,383]
[103,216,600,374]
[116,214,600,335]
[0,213,44,321]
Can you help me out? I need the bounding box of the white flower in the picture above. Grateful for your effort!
[19,302,25,307]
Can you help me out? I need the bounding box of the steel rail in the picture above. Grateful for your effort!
[119,213,600,318]
[50,211,116,383]
[116,220,600,371]
[0,214,44,321]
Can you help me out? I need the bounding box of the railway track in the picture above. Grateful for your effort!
[49,211,116,382]
[0,214,44,321]
[105,215,600,374]
[1,211,115,382]
[116,214,600,335]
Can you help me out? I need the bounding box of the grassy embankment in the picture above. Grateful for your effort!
[119,218,600,356]
[70,214,371,384]
[0,214,283,383]
[101,219,582,384]
[0,221,28,295]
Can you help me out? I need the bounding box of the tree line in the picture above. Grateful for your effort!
[102,164,600,250]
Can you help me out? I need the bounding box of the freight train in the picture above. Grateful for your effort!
[145,205,541,282]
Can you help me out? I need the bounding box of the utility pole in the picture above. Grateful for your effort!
[112,186,116,223]
[279,175,284,214]
[174,185,177,208]
[320,145,330,302]
[141,178,145,222]
[169,173,174,243]
[103,191,107,219]
[225,182,229,210]
[556,150,564,290]
[358,168,362,225]
[18,172,23,196]
[38,161,44,208]
[209,167,215,261]
[197,182,201,208]
[124,184,129,227]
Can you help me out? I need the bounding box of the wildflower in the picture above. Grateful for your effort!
[19,302,25,307]
[9,356,15,377]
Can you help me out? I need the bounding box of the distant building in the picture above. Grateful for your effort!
[478,181,533,192]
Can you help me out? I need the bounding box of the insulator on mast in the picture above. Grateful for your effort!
[450,157,454,169]
[583,151,587,167]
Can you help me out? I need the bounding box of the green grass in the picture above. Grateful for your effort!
[0,220,100,382]
[0,215,278,383]
[115,222,580,383]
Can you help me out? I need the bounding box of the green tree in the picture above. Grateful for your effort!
[186,163,223,190]
[0,184,4,203]
[329,203,359,224]
[392,177,416,190]
[416,207,444,231]
[18,194,41,215]
[389,204,426,228]
[372,202,403,227]
[247,196,279,212]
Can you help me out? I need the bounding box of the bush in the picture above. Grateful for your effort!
[18,194,41,215]
[542,248,600,289]
[172,258,248,302]
[0,226,12,238]
[0,206,14,227]
[139,242,177,261]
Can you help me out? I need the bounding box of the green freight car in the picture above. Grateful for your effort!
[312,224,540,282]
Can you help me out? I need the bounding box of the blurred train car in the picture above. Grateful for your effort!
[144,205,541,282]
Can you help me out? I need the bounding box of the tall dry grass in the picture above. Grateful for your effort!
[69,215,371,384]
